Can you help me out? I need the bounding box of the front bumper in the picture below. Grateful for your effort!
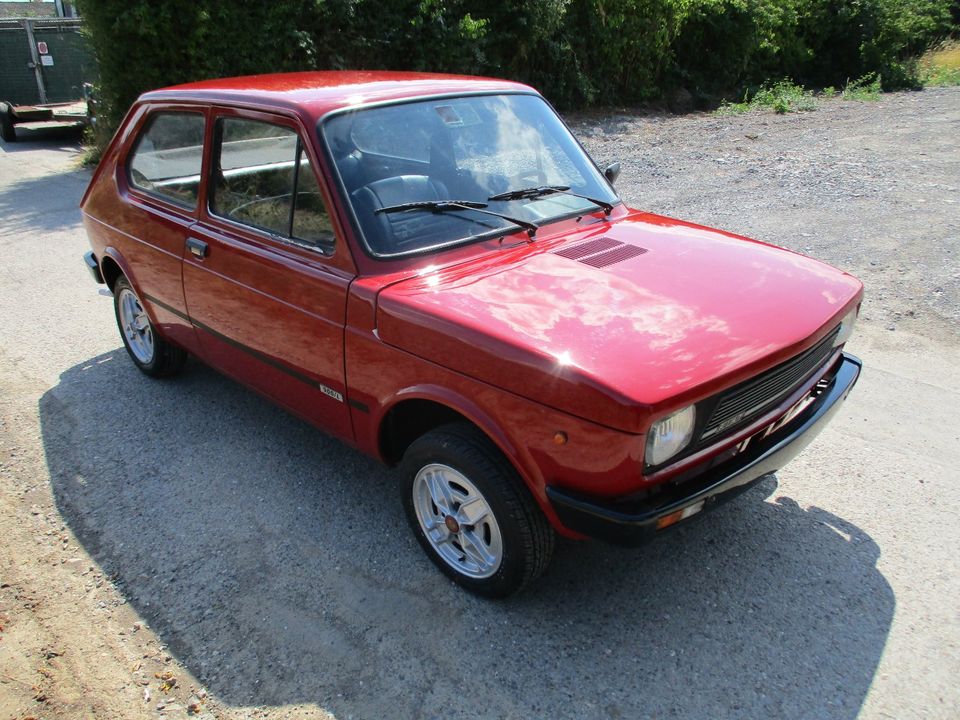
[546,352,862,546]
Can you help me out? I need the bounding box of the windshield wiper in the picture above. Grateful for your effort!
[488,185,615,215]
[376,200,539,238]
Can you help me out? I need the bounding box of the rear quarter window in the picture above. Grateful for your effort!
[127,111,205,208]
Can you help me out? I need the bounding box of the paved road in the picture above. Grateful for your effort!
[0,102,958,720]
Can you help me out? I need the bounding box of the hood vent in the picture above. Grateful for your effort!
[553,237,648,268]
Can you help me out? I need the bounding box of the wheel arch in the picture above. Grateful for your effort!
[377,389,565,532]
[98,249,163,331]
[99,253,125,291]
[377,389,536,489]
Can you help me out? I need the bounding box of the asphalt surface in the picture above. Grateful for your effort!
[1,93,959,720]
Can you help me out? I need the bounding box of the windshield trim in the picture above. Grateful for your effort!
[316,90,620,261]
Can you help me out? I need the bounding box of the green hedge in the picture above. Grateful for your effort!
[671,0,957,96]
[78,0,955,135]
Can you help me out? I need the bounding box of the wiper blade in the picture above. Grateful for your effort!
[488,185,615,215]
[376,199,539,237]
[376,200,487,213]
[488,185,568,202]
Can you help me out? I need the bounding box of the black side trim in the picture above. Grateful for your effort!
[348,399,370,413]
[142,292,345,402]
[144,293,189,321]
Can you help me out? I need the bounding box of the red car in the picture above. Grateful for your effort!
[81,72,863,597]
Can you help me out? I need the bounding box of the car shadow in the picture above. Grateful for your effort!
[41,351,893,719]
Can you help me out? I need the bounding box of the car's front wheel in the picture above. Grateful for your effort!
[113,275,186,378]
[400,423,554,598]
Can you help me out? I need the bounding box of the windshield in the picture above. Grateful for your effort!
[321,93,619,258]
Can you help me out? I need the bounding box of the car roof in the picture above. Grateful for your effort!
[139,71,537,121]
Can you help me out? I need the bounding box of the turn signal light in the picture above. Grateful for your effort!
[655,501,705,530]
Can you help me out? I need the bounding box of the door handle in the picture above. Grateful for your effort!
[186,237,208,259]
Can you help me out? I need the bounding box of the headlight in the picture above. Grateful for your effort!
[645,405,696,467]
[833,306,858,347]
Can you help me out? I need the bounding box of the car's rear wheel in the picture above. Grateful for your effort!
[400,423,554,598]
[113,275,186,378]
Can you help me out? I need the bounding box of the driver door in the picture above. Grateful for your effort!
[182,107,355,441]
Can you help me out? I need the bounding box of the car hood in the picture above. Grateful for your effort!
[375,211,863,432]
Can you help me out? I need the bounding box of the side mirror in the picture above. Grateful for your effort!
[604,161,621,185]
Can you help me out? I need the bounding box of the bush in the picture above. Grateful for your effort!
[557,0,688,105]
[670,1,806,96]
[77,0,957,141]
[77,1,319,131]
[671,0,954,95]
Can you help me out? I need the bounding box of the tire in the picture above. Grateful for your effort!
[400,423,554,598]
[113,275,186,378]
[0,103,15,143]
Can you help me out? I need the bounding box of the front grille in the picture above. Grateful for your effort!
[699,328,839,442]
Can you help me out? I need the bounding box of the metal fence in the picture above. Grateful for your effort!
[0,17,94,105]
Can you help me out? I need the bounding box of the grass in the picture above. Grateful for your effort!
[716,72,886,116]
[920,39,960,87]
[78,123,109,167]
[78,143,103,168]
[717,80,817,115]
[840,73,882,101]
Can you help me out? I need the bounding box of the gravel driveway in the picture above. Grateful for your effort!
[572,88,960,336]
[1,89,958,720]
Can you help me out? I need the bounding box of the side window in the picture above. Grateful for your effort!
[127,112,205,208]
[291,158,335,244]
[211,117,334,251]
